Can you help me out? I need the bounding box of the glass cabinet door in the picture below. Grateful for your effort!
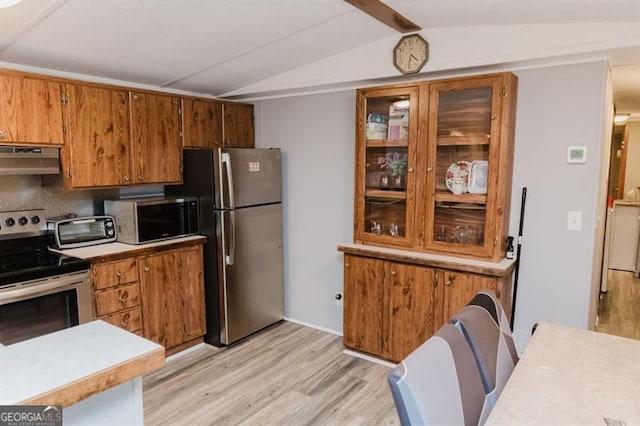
[355,86,418,246]
[425,77,503,256]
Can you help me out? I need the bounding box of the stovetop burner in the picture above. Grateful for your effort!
[0,209,90,288]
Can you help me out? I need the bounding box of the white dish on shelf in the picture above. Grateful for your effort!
[445,161,470,194]
[468,160,488,194]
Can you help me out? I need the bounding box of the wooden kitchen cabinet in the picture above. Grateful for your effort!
[61,83,131,188]
[222,102,255,148]
[353,73,516,261]
[0,72,63,145]
[341,250,509,362]
[91,258,143,334]
[182,97,222,148]
[130,91,182,184]
[139,246,206,350]
[343,254,437,362]
[354,86,419,248]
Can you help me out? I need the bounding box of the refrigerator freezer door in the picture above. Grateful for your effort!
[222,148,282,208]
[219,203,284,344]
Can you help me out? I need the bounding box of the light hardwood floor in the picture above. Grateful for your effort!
[596,270,640,340]
[143,321,399,425]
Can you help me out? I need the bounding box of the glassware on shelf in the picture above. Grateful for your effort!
[370,221,382,235]
[389,223,399,237]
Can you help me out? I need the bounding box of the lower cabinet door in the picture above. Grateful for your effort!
[385,262,437,362]
[438,270,498,330]
[177,246,207,342]
[343,255,386,357]
[140,253,168,347]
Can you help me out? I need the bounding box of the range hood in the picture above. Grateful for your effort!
[0,146,60,175]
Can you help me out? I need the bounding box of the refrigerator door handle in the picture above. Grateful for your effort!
[221,152,236,210]
[227,210,236,266]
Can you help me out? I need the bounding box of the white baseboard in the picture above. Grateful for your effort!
[165,342,206,362]
[284,317,343,337]
[342,349,397,368]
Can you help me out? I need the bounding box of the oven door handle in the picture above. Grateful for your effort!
[0,273,89,303]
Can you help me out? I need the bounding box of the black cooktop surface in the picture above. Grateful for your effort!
[0,235,90,288]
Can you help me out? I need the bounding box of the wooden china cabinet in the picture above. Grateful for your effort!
[341,72,517,362]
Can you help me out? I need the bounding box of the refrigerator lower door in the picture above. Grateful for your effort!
[219,203,284,344]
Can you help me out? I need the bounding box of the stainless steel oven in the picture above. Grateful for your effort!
[0,271,92,345]
[0,209,92,346]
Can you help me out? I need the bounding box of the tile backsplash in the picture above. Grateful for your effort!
[0,175,116,219]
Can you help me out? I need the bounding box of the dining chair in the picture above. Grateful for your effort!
[467,291,519,365]
[387,324,491,426]
[450,291,519,406]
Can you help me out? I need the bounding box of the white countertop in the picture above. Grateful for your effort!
[486,322,640,425]
[0,321,163,406]
[50,235,206,260]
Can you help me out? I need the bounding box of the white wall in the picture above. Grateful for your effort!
[255,91,355,333]
[624,121,640,194]
[255,60,609,339]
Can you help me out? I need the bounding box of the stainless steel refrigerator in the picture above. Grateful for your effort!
[169,148,284,345]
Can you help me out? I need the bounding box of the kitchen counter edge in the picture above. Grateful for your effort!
[0,320,164,407]
[51,235,207,263]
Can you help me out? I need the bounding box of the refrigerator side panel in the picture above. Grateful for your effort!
[225,148,282,207]
[222,203,284,344]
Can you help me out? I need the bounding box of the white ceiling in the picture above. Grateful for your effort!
[0,0,638,114]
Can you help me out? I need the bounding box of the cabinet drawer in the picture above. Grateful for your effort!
[92,259,139,290]
[99,307,143,333]
[94,283,141,316]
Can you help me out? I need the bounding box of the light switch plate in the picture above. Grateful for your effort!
[567,211,582,231]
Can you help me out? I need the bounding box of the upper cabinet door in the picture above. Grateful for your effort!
[63,83,131,188]
[354,86,419,248]
[222,103,255,148]
[130,91,182,184]
[423,74,516,260]
[182,98,222,149]
[0,73,63,145]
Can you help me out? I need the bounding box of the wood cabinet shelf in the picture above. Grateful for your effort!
[365,189,407,200]
[436,136,490,146]
[435,192,487,204]
[366,139,409,148]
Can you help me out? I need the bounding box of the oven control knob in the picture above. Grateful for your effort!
[5,218,15,227]
[18,217,28,226]
[105,221,114,228]
[31,215,41,225]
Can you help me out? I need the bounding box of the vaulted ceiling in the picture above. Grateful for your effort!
[0,0,639,114]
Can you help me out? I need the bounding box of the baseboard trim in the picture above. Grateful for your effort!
[342,349,397,368]
[284,317,343,337]
[165,342,206,362]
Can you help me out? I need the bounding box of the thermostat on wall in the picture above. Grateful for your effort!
[567,146,587,164]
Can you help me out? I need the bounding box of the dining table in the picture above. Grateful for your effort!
[485,321,640,425]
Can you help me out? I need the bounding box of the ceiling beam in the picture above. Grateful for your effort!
[344,0,421,33]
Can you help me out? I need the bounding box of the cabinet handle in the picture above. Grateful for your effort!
[115,271,122,278]
[118,293,129,303]
[345,262,350,267]
[427,167,433,172]
[445,279,453,286]
[407,167,414,173]
[0,130,5,139]
[133,94,139,101]
[123,175,130,183]
[121,313,130,328]
[144,266,150,272]
[137,175,144,181]
[390,270,397,276]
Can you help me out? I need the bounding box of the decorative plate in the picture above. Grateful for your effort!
[445,161,470,193]
[468,160,488,194]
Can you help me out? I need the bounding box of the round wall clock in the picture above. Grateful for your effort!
[393,34,429,75]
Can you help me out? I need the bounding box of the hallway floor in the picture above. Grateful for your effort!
[596,270,640,340]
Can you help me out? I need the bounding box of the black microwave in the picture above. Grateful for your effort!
[104,197,199,244]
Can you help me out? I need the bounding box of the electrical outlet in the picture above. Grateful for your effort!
[335,292,343,306]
